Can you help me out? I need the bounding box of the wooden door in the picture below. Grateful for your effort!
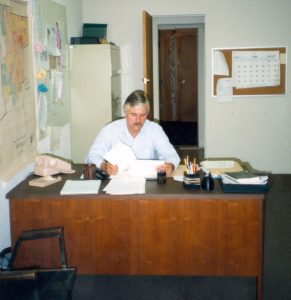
[143,11,153,120]
[159,28,198,122]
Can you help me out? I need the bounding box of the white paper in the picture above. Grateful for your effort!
[103,176,146,195]
[103,142,136,173]
[38,93,48,132]
[213,50,229,75]
[104,142,164,178]
[173,176,183,182]
[216,78,233,102]
[232,51,280,88]
[60,180,101,195]
[126,160,163,179]
[221,174,268,185]
[201,160,235,169]
[51,70,63,102]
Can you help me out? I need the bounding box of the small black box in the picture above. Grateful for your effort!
[70,37,100,45]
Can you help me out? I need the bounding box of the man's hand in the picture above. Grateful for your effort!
[156,163,175,177]
[100,161,118,175]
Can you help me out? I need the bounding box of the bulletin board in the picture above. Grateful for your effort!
[32,0,70,147]
[212,47,287,96]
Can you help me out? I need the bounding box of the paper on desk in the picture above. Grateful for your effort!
[200,160,243,177]
[221,172,268,185]
[126,160,164,179]
[60,180,101,195]
[103,176,146,195]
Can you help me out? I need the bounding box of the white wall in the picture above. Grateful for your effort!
[0,0,82,251]
[83,0,291,174]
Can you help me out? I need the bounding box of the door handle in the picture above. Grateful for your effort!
[143,78,150,84]
[181,79,186,84]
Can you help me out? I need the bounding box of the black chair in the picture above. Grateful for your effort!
[0,226,77,300]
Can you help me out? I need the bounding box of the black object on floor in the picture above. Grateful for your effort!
[72,275,257,300]
[160,121,198,146]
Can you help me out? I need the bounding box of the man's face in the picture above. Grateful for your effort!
[125,104,148,136]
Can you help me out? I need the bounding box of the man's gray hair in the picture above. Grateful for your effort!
[123,90,150,113]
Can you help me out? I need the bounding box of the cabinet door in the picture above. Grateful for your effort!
[70,45,112,163]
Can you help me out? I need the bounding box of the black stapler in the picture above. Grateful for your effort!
[96,167,109,180]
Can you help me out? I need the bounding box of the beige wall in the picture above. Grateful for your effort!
[83,0,291,174]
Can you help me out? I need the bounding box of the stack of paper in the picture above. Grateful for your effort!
[200,160,243,177]
[221,172,268,185]
[60,180,101,195]
[103,176,146,195]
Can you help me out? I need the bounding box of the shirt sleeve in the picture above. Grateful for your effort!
[152,124,181,169]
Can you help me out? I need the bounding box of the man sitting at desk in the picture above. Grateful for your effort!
[85,90,180,177]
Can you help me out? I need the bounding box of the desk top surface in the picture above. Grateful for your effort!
[6,165,268,200]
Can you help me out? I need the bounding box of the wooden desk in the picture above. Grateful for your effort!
[7,166,264,299]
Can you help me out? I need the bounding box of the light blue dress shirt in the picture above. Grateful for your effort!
[85,118,180,169]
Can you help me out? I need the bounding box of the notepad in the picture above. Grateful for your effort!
[60,180,101,195]
[103,176,145,195]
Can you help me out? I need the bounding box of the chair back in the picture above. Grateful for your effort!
[0,226,77,300]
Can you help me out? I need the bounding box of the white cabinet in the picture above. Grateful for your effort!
[70,44,121,163]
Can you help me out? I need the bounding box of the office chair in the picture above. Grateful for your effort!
[0,226,77,300]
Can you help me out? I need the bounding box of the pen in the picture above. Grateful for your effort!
[193,158,196,174]
[184,158,188,173]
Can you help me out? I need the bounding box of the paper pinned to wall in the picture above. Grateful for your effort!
[213,50,229,75]
[216,78,233,102]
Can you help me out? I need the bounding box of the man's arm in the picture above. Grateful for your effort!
[154,125,181,172]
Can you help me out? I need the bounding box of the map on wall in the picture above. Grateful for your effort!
[0,0,37,181]
[32,0,70,150]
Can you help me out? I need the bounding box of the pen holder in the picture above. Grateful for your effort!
[183,172,201,189]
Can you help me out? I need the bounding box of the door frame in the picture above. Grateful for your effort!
[143,11,154,120]
[152,15,205,148]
